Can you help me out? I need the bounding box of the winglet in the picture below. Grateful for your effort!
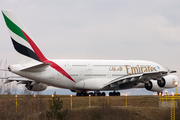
[165,67,177,74]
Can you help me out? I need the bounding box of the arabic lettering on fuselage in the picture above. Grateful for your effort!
[109,66,123,71]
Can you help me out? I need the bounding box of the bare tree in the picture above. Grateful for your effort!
[0,60,17,95]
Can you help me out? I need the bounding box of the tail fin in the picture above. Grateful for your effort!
[2,10,76,82]
[2,10,47,64]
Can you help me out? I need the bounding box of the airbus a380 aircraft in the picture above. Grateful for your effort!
[1,10,179,96]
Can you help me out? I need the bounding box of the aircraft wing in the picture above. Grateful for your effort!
[1,76,48,91]
[104,71,168,88]
[1,76,33,84]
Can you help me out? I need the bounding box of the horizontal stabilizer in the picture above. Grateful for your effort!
[0,68,9,71]
[2,76,30,83]
[4,80,14,83]
[1,76,33,85]
[20,62,51,72]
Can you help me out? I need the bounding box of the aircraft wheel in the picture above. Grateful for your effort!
[89,92,94,96]
[76,93,81,96]
[102,92,106,96]
[113,91,116,96]
[97,92,102,96]
[83,93,88,96]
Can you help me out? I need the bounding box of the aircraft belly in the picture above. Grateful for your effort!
[118,81,140,89]
[102,81,141,90]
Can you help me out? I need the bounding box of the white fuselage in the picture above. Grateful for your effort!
[2,10,177,93]
[9,59,165,91]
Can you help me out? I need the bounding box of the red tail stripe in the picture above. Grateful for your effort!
[21,31,47,62]
[44,60,75,82]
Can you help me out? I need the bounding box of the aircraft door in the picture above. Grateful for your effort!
[106,71,111,78]
[57,73,63,81]
[79,71,84,80]
[87,62,93,70]
[77,72,85,89]
[66,62,72,70]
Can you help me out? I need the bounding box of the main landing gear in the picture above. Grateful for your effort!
[109,91,120,96]
[76,91,106,96]
[76,91,121,96]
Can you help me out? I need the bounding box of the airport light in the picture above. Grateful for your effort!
[33,95,36,112]
[52,94,54,107]
[15,95,17,112]
[107,94,109,106]
[159,92,161,101]
[153,93,158,96]
[175,81,178,95]
[125,95,127,106]
[70,95,72,109]
[175,81,178,86]
[89,94,91,107]
[165,91,168,101]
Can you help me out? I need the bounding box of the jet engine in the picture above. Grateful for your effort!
[157,75,178,88]
[145,80,164,92]
[25,82,47,91]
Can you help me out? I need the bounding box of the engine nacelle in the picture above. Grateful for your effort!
[25,82,47,91]
[145,80,164,92]
[157,75,178,88]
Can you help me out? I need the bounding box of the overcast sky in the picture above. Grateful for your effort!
[0,0,180,95]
